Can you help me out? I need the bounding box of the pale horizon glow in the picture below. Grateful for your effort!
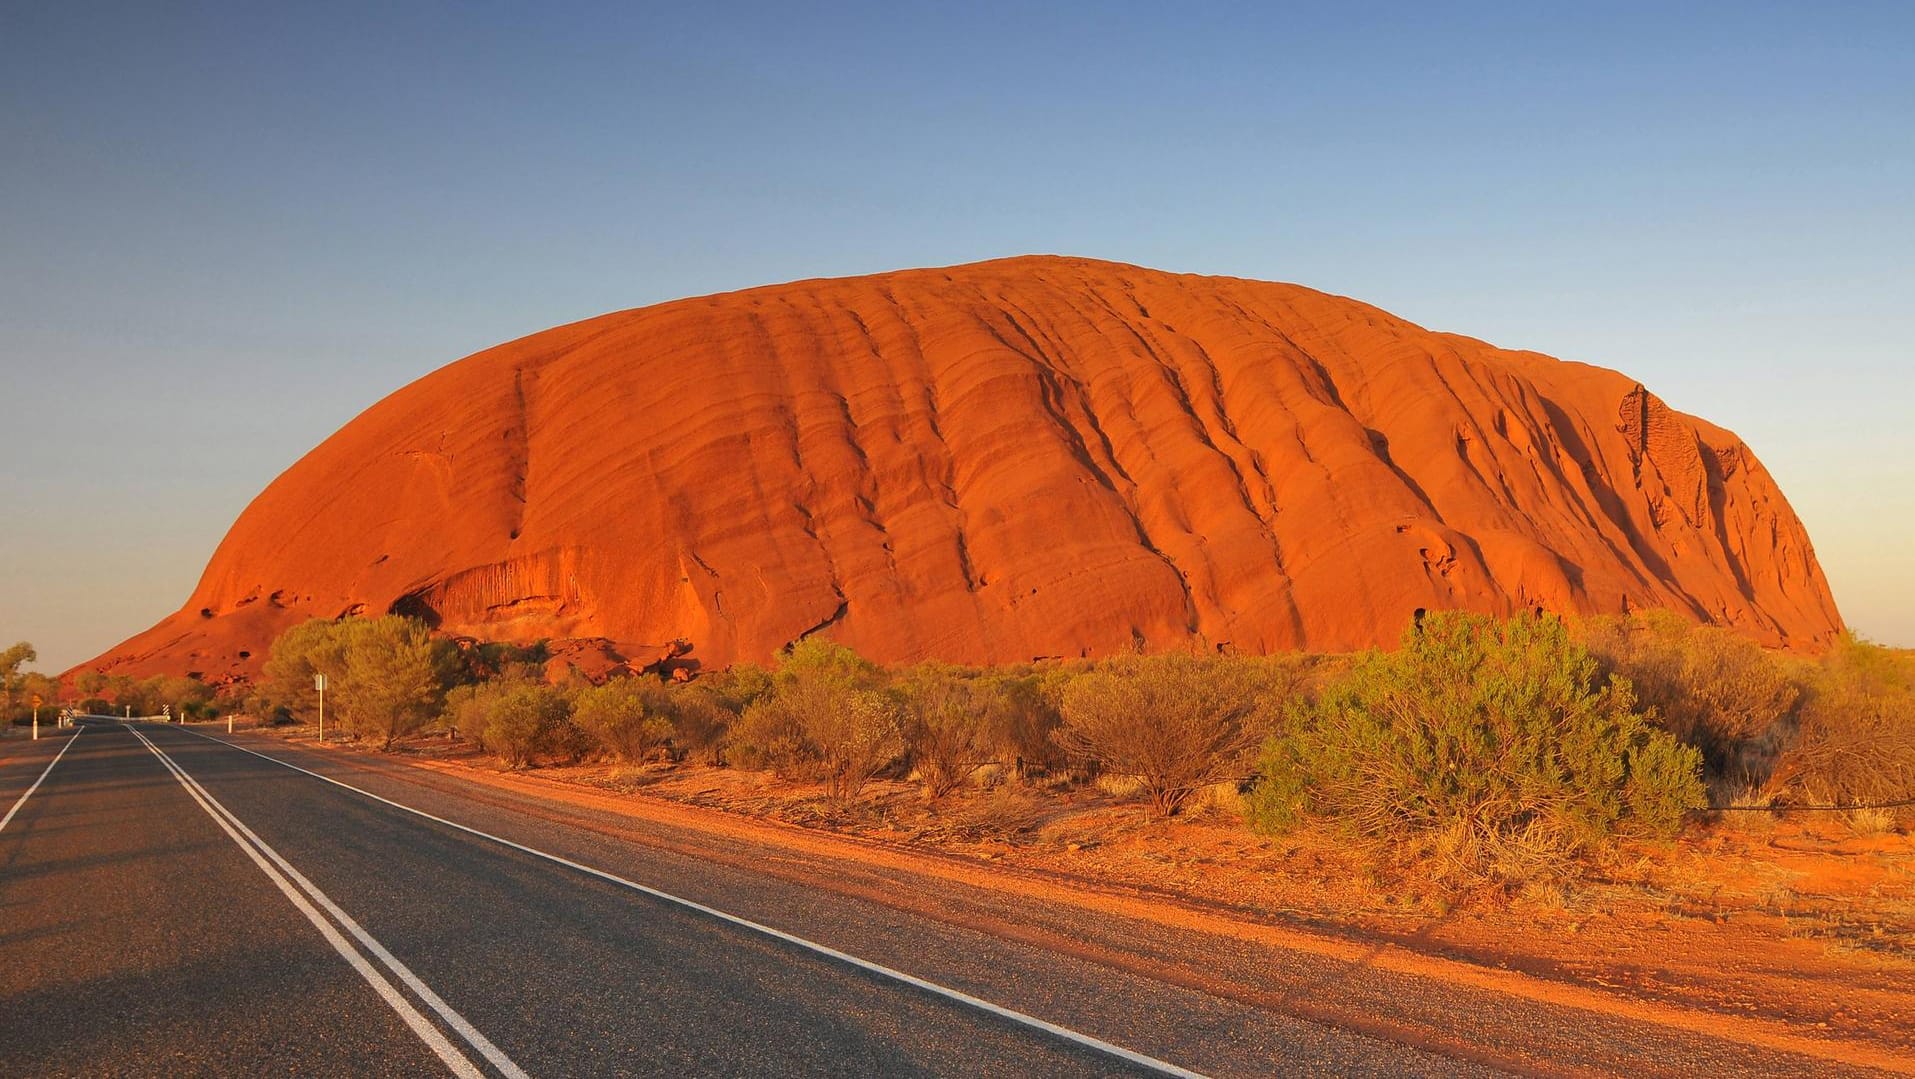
[3,3,1911,670]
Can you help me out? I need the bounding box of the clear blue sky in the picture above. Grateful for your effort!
[4,2,1911,670]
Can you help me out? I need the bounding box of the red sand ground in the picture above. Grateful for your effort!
[79,257,1839,682]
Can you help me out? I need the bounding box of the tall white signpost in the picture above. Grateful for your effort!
[315,673,328,742]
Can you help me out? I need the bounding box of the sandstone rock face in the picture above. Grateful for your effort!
[81,257,1841,680]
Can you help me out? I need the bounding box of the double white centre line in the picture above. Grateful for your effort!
[124,723,527,1079]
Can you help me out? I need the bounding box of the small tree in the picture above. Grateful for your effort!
[1,641,36,714]
[337,618,454,749]
[1055,652,1279,817]
[257,616,454,747]
[259,618,356,721]
[73,669,108,704]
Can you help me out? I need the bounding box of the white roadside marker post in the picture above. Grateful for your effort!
[315,672,328,743]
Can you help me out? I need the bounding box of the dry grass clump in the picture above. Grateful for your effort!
[944,782,1047,841]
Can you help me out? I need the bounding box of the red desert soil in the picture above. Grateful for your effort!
[260,726,1915,1072]
[80,256,1839,681]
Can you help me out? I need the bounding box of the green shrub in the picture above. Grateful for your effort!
[570,680,673,763]
[442,678,574,767]
[700,663,773,714]
[481,682,574,768]
[729,696,811,775]
[443,683,493,745]
[1248,612,1703,882]
[727,638,904,801]
[1054,651,1282,816]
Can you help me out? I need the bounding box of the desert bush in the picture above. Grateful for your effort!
[661,683,732,765]
[570,679,672,763]
[1054,651,1283,816]
[808,688,907,801]
[1248,612,1703,883]
[443,682,493,745]
[700,663,774,714]
[729,697,810,775]
[978,670,1065,774]
[728,638,904,801]
[1582,612,1799,790]
[480,681,574,768]
[1771,636,1915,814]
[895,664,996,798]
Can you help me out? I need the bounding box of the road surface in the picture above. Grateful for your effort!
[0,720,1894,1076]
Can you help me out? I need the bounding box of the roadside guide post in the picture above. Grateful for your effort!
[315,673,328,742]
[31,694,40,740]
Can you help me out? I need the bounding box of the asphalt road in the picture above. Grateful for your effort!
[0,721,1893,1077]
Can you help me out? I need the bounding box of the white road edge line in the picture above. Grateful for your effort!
[0,725,85,834]
[135,725,529,1079]
[168,724,1207,1079]
[122,724,495,1079]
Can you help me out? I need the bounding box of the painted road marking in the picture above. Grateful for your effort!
[125,724,525,1079]
[0,726,84,834]
[169,724,1206,1079]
